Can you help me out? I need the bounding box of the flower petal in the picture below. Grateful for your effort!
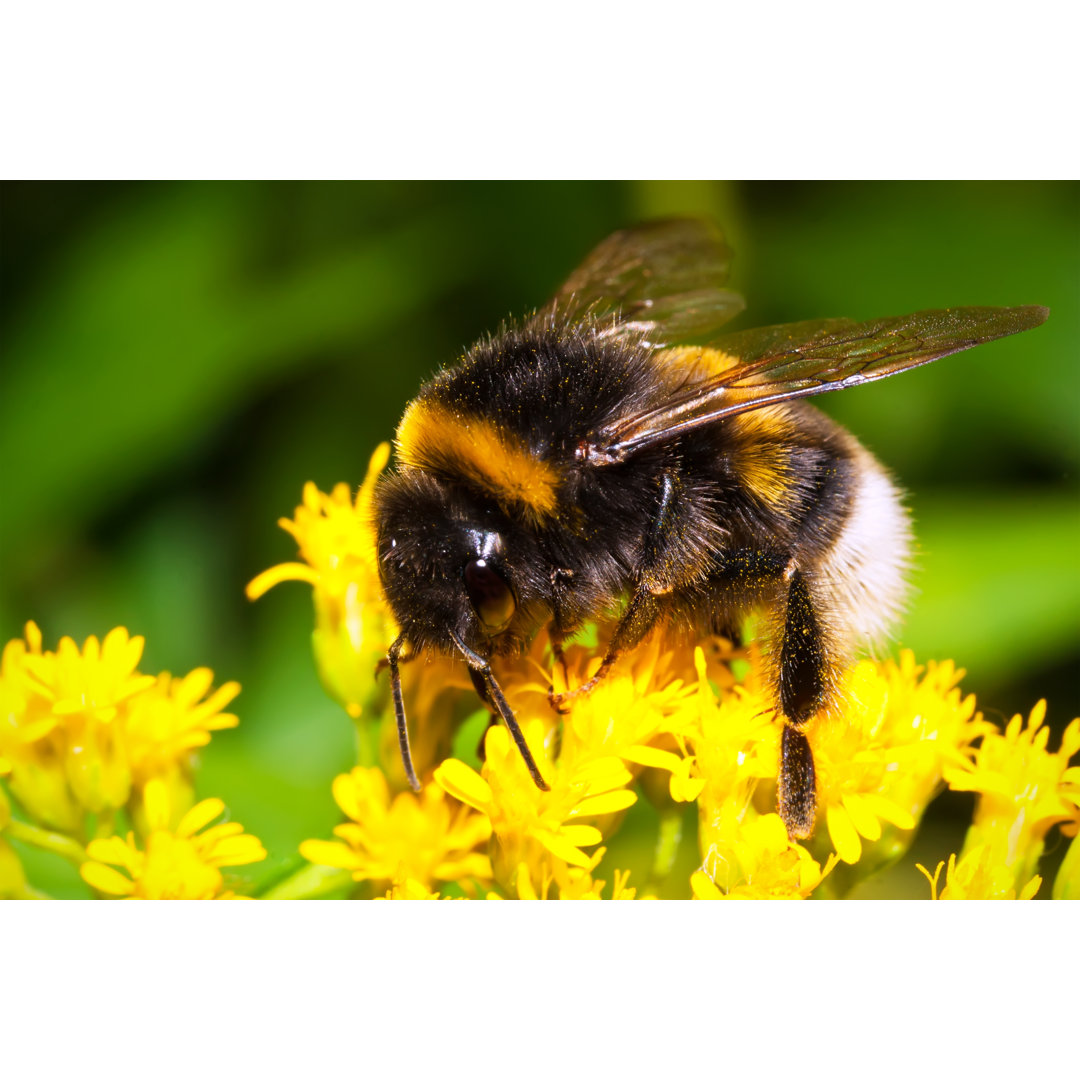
[690,870,724,899]
[177,798,225,838]
[842,793,882,842]
[620,746,684,771]
[558,824,603,847]
[859,793,916,830]
[536,830,593,869]
[81,862,136,896]
[827,804,862,864]
[300,839,363,870]
[433,759,492,813]
[568,790,637,817]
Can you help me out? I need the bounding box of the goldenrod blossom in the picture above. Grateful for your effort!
[944,702,1079,895]
[80,779,265,899]
[435,721,637,888]
[16,626,154,814]
[917,848,1042,901]
[511,848,638,899]
[692,814,838,899]
[1,622,242,833]
[300,765,492,892]
[809,653,985,870]
[125,669,240,785]
[246,444,395,719]
[382,874,445,900]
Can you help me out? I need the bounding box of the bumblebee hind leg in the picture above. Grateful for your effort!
[777,568,828,839]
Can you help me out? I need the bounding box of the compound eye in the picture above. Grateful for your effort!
[463,558,516,631]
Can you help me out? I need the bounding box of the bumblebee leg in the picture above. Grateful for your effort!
[374,646,418,678]
[387,634,421,793]
[776,569,827,839]
[548,568,577,672]
[467,667,500,763]
[549,585,660,711]
[549,474,680,712]
[450,630,550,792]
[468,666,493,708]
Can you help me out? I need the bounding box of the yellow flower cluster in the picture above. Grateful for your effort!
[299,766,493,895]
[254,447,1080,900]
[919,702,1080,900]
[246,445,397,721]
[0,622,239,831]
[81,778,265,899]
[0,623,262,899]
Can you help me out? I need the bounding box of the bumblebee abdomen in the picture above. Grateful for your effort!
[814,441,912,649]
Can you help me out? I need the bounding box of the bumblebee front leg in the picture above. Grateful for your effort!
[449,631,550,792]
[777,568,828,839]
[386,634,421,793]
[549,473,680,712]
[548,567,576,670]
[549,584,662,712]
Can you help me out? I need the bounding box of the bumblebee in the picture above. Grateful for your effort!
[374,219,1048,839]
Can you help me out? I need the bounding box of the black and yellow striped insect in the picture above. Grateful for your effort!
[374,219,1048,839]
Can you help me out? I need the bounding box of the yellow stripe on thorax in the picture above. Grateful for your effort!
[395,399,561,521]
[727,407,798,510]
[657,348,798,511]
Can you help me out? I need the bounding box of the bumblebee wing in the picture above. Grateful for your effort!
[586,305,1050,463]
[532,218,746,345]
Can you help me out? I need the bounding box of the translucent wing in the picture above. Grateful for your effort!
[531,218,746,346]
[583,305,1050,464]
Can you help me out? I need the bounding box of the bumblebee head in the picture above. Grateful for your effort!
[374,469,545,655]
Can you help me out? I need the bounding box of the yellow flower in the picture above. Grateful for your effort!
[944,702,1079,894]
[434,721,637,888]
[247,445,395,720]
[124,669,240,793]
[1,623,242,832]
[21,626,156,724]
[382,875,445,900]
[300,766,493,892]
[3,624,150,818]
[692,813,837,899]
[917,848,1042,901]
[690,647,780,793]
[809,653,985,868]
[556,634,697,760]
[510,849,638,899]
[80,779,265,899]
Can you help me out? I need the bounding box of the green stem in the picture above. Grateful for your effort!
[5,820,88,864]
[649,808,684,888]
[1053,831,1080,900]
[260,863,356,900]
[93,809,117,840]
[353,715,379,768]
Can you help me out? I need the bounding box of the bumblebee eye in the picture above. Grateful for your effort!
[463,558,516,631]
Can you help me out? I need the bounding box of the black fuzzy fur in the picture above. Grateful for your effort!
[375,319,860,677]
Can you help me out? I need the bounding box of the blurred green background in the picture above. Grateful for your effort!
[2,181,1077,898]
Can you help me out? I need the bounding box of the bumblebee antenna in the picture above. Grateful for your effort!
[387,635,421,792]
[449,631,550,792]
